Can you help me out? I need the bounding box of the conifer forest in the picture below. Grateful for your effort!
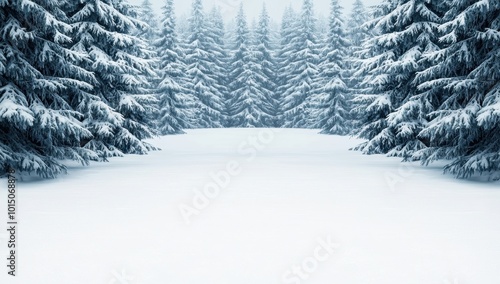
[1,0,499,179]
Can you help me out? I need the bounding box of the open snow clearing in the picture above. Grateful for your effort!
[1,129,499,284]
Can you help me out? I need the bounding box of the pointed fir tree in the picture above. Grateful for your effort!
[345,0,370,90]
[132,0,162,133]
[346,0,370,54]
[345,0,372,133]
[137,0,159,42]
[352,0,445,159]
[0,0,98,177]
[255,3,280,127]
[350,3,393,150]
[226,4,274,128]
[154,0,195,135]
[184,0,224,128]
[314,0,351,135]
[280,0,322,128]
[275,5,299,127]
[207,6,231,127]
[67,0,158,159]
[278,5,299,46]
[413,0,500,179]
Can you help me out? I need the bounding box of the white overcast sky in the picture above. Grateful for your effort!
[128,0,382,22]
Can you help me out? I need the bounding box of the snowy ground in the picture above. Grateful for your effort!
[1,128,500,284]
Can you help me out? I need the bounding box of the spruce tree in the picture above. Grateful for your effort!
[226,4,274,128]
[137,0,159,42]
[351,3,393,152]
[414,0,500,179]
[184,0,224,128]
[255,4,280,127]
[347,0,370,53]
[280,0,321,128]
[155,0,195,135]
[207,6,230,127]
[275,5,299,127]
[314,0,351,135]
[133,0,162,135]
[67,0,158,158]
[352,0,444,158]
[346,0,370,91]
[346,0,371,133]
[0,0,97,177]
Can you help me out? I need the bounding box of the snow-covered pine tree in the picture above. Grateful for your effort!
[314,0,351,135]
[346,0,370,54]
[154,0,195,135]
[345,0,370,88]
[280,0,322,128]
[226,4,274,128]
[414,0,500,179]
[184,0,224,128]
[133,0,160,63]
[67,0,158,158]
[0,0,98,177]
[132,0,162,135]
[352,0,444,158]
[275,5,299,127]
[351,3,394,153]
[277,5,299,47]
[345,0,372,133]
[255,4,280,127]
[207,6,231,127]
[137,0,159,42]
[226,5,255,127]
